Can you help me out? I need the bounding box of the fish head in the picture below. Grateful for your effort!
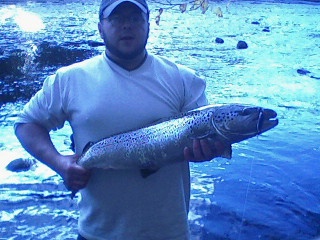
[210,104,279,143]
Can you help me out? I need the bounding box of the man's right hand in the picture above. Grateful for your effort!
[15,123,91,194]
[56,154,91,193]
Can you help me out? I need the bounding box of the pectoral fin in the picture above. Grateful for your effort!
[220,144,232,159]
[140,168,159,178]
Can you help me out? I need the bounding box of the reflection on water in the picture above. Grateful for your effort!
[0,0,100,103]
[0,0,320,239]
[14,8,45,32]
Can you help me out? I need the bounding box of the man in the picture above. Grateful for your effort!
[15,0,226,239]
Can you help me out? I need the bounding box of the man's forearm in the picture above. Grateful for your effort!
[15,123,63,174]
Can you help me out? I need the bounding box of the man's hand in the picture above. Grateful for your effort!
[56,154,91,193]
[15,123,90,195]
[184,139,228,162]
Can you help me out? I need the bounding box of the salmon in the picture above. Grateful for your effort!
[77,104,278,177]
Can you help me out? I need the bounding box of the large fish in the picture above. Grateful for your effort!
[77,104,278,177]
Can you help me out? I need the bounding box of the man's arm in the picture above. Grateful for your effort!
[15,123,90,192]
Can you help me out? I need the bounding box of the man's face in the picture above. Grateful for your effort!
[98,2,149,60]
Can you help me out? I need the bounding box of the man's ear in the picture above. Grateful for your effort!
[98,22,103,39]
[146,22,150,39]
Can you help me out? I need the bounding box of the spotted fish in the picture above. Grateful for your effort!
[77,104,278,177]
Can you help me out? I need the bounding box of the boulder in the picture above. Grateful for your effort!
[215,37,224,44]
[237,40,248,49]
[6,158,36,172]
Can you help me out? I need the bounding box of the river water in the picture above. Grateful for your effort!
[0,0,319,239]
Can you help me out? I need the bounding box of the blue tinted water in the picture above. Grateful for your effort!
[0,0,319,239]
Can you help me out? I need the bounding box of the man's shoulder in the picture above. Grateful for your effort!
[57,54,104,74]
[149,53,176,67]
[149,53,194,74]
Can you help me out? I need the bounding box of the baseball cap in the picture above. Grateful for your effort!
[99,0,149,19]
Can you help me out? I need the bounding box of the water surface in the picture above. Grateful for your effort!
[0,0,319,239]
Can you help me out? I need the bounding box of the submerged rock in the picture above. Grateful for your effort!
[297,68,320,80]
[251,21,260,25]
[263,27,271,32]
[310,75,320,80]
[6,158,37,172]
[297,68,311,75]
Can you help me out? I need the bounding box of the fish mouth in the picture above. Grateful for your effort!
[257,108,279,134]
[210,105,279,144]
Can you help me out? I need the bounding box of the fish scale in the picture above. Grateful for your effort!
[77,104,278,176]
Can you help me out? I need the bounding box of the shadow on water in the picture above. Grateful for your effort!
[0,41,101,104]
[0,0,103,105]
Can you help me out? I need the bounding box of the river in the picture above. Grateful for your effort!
[0,0,319,239]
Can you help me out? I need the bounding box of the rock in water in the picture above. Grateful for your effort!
[237,41,248,49]
[6,158,36,172]
[215,37,224,44]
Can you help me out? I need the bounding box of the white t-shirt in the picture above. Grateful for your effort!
[16,52,208,240]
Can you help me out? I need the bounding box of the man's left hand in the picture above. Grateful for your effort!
[184,139,228,162]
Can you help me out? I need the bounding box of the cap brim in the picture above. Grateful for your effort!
[102,0,148,18]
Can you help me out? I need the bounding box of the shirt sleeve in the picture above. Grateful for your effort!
[179,65,209,112]
[14,71,68,131]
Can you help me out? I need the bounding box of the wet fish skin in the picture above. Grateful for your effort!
[77,104,278,171]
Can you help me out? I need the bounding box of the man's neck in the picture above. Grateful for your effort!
[105,50,147,71]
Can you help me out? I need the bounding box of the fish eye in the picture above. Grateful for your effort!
[242,107,257,115]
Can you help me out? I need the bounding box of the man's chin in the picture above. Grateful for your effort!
[118,49,145,60]
[106,42,146,60]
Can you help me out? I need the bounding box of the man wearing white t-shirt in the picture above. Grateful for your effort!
[15,0,227,239]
